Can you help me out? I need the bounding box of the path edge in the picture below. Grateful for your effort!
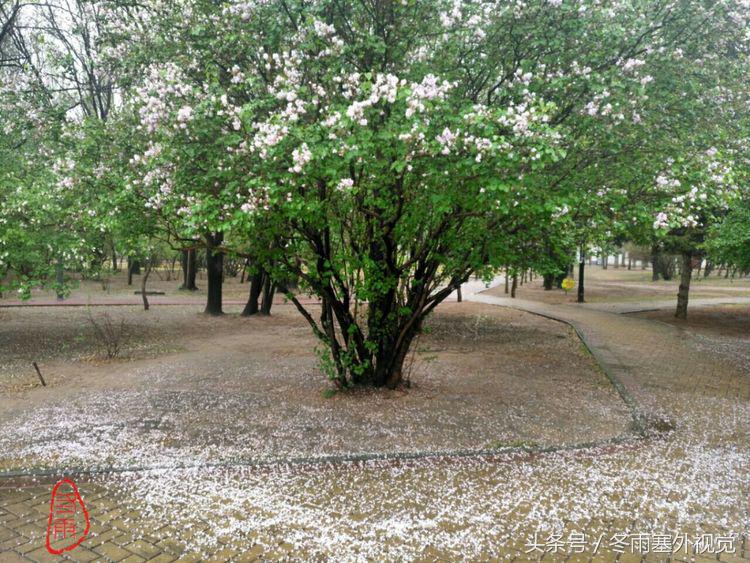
[471,293,649,438]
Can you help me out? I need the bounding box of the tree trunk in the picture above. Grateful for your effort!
[111,250,118,272]
[675,252,693,320]
[260,276,275,315]
[542,273,554,290]
[204,233,224,316]
[375,318,423,390]
[602,254,608,269]
[456,285,462,302]
[127,257,140,286]
[242,270,263,316]
[181,248,198,290]
[511,274,518,298]
[55,257,64,300]
[577,251,585,304]
[141,260,152,311]
[505,268,510,295]
[651,247,660,281]
[239,257,250,283]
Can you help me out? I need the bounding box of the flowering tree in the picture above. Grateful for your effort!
[706,193,750,274]
[0,0,118,297]
[100,0,750,386]
[5,0,749,388]
[652,149,745,318]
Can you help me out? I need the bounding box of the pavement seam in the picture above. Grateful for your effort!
[0,431,643,481]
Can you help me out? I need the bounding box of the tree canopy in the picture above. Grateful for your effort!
[2,0,749,383]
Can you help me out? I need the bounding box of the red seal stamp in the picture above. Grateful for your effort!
[45,478,90,555]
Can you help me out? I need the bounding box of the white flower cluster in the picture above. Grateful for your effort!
[499,102,548,137]
[250,123,289,158]
[653,211,669,230]
[621,58,645,73]
[405,75,454,118]
[336,178,354,191]
[652,149,736,231]
[290,143,312,173]
[135,64,192,134]
[436,127,458,155]
[222,0,269,21]
[439,0,463,27]
[463,134,493,162]
[177,106,194,127]
[344,73,401,125]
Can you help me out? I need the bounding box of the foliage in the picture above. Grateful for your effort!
[2,0,750,382]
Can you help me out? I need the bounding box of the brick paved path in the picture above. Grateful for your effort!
[2,293,749,561]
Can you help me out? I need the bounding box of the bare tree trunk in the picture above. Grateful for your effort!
[504,268,509,294]
[456,285,462,302]
[127,257,140,286]
[55,257,65,300]
[511,274,518,298]
[180,249,198,290]
[204,233,224,315]
[239,257,250,283]
[651,247,660,281]
[242,269,263,316]
[577,248,585,304]
[259,271,275,315]
[675,252,693,320]
[141,259,153,311]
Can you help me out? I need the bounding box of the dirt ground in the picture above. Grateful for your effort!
[0,268,283,304]
[0,302,631,473]
[487,265,750,305]
[2,286,749,560]
[634,304,750,375]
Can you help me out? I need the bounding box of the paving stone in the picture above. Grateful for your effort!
[64,546,101,562]
[93,541,133,561]
[144,554,176,563]
[154,537,185,556]
[122,539,163,559]
[24,546,63,563]
[0,552,31,563]
[86,528,124,547]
